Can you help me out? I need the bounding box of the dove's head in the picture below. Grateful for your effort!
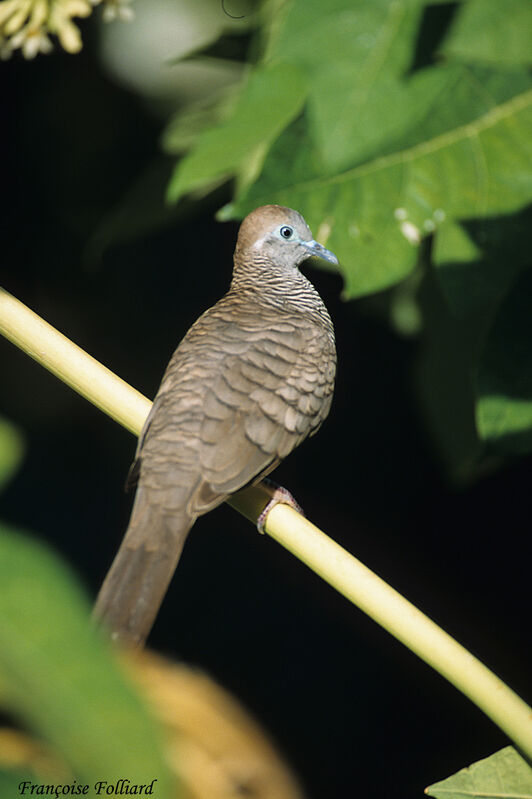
[234,205,338,273]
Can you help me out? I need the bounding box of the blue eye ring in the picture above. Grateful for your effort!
[280,225,294,239]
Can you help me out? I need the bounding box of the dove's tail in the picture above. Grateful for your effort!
[93,486,195,648]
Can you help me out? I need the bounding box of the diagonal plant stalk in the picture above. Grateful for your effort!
[1,286,531,759]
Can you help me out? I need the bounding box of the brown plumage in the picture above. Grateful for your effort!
[93,205,337,647]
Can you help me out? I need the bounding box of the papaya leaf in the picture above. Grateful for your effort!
[162,0,532,474]
[0,525,173,796]
[226,70,532,298]
[265,0,426,171]
[426,746,532,799]
[167,0,532,305]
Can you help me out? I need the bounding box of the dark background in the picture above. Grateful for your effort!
[1,13,531,799]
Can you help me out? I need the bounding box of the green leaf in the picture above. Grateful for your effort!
[164,0,532,474]
[308,62,442,172]
[226,69,532,298]
[168,0,532,302]
[426,746,532,798]
[265,0,422,74]
[476,269,532,454]
[167,61,307,203]
[441,0,532,67]
[0,417,24,492]
[266,0,426,171]
[0,524,173,796]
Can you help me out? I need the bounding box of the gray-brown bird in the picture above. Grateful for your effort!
[94,205,337,647]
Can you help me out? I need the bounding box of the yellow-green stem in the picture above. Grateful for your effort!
[1,287,532,759]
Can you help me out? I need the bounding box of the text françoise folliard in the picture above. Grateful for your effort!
[19,779,158,797]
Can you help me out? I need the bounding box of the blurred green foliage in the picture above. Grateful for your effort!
[0,441,173,795]
[167,62,307,202]
[164,0,532,468]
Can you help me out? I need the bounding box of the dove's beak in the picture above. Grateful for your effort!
[303,239,339,265]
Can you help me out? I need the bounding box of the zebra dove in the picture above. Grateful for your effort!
[94,205,337,647]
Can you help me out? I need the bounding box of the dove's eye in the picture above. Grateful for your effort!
[280,225,294,239]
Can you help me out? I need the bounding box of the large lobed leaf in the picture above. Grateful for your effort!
[165,0,532,463]
[264,0,426,172]
[226,65,532,298]
[167,0,532,299]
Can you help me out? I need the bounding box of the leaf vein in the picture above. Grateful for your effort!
[279,88,532,195]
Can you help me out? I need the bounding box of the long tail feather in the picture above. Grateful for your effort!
[93,489,194,648]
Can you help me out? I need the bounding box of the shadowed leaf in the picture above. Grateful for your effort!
[476,269,532,453]
[0,418,24,492]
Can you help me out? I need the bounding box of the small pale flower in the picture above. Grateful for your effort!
[0,0,24,28]
[0,0,134,58]
[63,0,92,15]
[48,10,82,51]
[102,0,133,22]
[3,2,32,36]
[10,23,53,56]
[0,37,15,58]
[47,0,91,52]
